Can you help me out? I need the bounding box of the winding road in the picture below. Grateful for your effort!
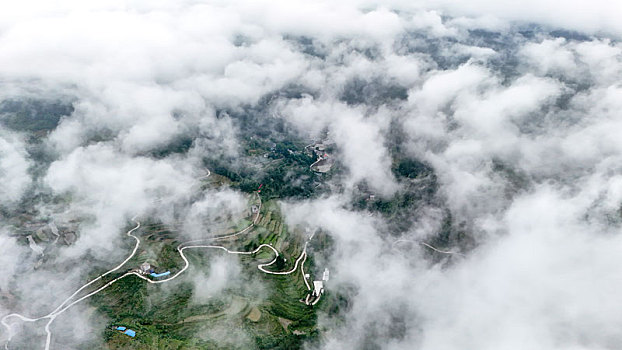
[393,239,465,257]
[1,174,317,350]
[1,217,143,350]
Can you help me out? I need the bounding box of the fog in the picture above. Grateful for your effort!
[1,0,622,349]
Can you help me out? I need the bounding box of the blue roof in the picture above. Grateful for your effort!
[116,326,126,331]
[124,329,136,337]
[149,271,171,278]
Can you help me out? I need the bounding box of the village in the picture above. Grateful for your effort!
[306,136,336,174]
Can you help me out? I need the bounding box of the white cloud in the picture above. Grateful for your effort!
[426,0,622,37]
[44,143,197,257]
[520,38,578,77]
[3,1,622,349]
[191,255,242,304]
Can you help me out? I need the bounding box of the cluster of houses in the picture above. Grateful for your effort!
[32,220,77,246]
[307,140,335,173]
[23,220,78,269]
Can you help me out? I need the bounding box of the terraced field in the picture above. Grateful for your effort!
[85,198,319,349]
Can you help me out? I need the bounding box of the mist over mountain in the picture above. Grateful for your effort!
[1,1,622,349]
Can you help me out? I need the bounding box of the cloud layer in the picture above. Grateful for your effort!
[2,1,622,349]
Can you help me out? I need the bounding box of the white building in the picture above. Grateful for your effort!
[27,235,44,256]
[312,281,324,297]
[139,262,151,274]
[322,268,329,282]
